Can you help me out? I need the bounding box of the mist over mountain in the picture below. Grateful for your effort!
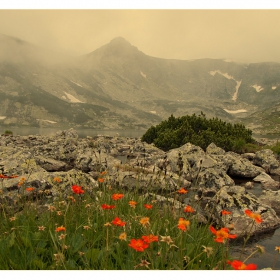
[1,33,280,135]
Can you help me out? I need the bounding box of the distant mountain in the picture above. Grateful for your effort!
[1,34,280,135]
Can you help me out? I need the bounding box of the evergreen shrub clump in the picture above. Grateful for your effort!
[141,112,255,152]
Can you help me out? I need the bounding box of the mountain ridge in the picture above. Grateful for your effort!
[1,34,280,135]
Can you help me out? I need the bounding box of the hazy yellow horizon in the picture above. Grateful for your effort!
[1,9,280,63]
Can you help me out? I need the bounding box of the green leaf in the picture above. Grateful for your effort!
[19,235,32,248]
[85,248,100,266]
[65,259,78,269]
[30,259,47,269]
[8,231,15,248]
[69,233,86,253]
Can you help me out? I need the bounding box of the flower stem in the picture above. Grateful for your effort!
[242,249,259,263]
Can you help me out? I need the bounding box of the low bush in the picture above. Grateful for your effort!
[141,113,255,152]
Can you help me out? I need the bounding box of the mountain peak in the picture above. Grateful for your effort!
[109,37,131,46]
[86,36,141,60]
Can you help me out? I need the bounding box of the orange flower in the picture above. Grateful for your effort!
[98,178,104,183]
[26,187,35,192]
[100,171,107,176]
[178,218,190,231]
[128,239,149,252]
[55,226,66,232]
[112,193,124,200]
[18,177,26,186]
[83,226,91,230]
[140,217,150,226]
[221,210,232,215]
[144,204,153,209]
[129,201,137,208]
[119,232,127,241]
[72,185,84,194]
[177,188,188,194]
[227,260,257,270]
[101,204,116,210]
[209,225,237,243]
[142,235,158,243]
[184,205,195,213]
[244,209,263,224]
[112,217,126,227]
[53,177,61,183]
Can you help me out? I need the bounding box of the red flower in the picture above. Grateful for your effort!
[101,204,116,210]
[227,260,257,270]
[98,178,104,183]
[128,239,149,252]
[26,187,35,192]
[0,174,19,179]
[177,188,188,194]
[221,210,232,215]
[144,204,153,209]
[72,185,84,194]
[209,225,237,243]
[9,175,19,178]
[244,209,263,224]
[142,235,158,243]
[184,205,195,213]
[112,217,126,227]
[55,226,66,232]
[112,193,124,200]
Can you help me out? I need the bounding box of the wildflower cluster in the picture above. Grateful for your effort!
[129,235,158,252]
[0,168,268,270]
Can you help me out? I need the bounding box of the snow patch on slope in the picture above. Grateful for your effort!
[251,85,264,92]
[232,80,242,101]
[37,119,57,124]
[209,70,233,80]
[63,91,84,103]
[140,71,147,78]
[224,109,247,114]
[209,70,242,101]
[70,80,83,87]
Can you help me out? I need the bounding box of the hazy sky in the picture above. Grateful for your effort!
[1,8,280,63]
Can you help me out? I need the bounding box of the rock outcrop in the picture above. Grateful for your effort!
[1,129,280,239]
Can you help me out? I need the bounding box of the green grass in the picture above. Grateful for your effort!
[0,170,268,270]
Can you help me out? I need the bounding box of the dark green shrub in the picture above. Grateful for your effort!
[4,130,13,136]
[141,113,254,152]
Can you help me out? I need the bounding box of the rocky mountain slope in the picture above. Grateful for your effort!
[1,34,280,134]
